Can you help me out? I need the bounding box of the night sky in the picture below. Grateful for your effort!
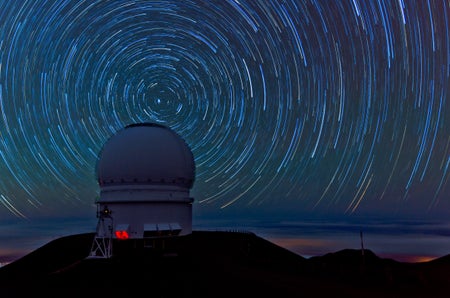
[0,0,449,229]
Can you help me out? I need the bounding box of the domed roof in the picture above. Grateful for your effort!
[97,123,195,189]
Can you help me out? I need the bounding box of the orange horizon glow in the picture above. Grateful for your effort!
[379,254,438,263]
[268,236,441,263]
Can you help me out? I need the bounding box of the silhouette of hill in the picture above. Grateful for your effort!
[0,231,449,297]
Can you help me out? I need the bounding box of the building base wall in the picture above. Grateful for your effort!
[97,201,193,239]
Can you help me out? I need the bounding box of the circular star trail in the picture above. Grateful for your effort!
[0,0,449,220]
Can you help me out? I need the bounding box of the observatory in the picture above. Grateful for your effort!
[89,123,195,258]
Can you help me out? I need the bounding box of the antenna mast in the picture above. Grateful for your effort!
[360,230,365,255]
[360,229,365,273]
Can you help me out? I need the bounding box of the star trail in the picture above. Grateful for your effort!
[0,0,449,221]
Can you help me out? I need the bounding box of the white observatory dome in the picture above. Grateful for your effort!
[89,123,196,258]
[97,123,195,189]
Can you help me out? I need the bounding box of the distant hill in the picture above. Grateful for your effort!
[0,231,449,297]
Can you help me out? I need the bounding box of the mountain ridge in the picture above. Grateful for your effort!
[0,231,449,297]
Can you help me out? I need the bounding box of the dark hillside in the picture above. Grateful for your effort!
[0,231,449,297]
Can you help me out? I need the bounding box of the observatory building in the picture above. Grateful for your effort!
[89,123,195,258]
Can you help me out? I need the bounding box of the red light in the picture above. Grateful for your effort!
[115,230,129,240]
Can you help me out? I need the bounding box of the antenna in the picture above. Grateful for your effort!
[360,229,365,255]
[360,229,365,273]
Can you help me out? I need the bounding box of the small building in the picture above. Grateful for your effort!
[89,123,195,258]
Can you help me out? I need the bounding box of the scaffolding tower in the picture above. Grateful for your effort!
[88,206,114,258]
